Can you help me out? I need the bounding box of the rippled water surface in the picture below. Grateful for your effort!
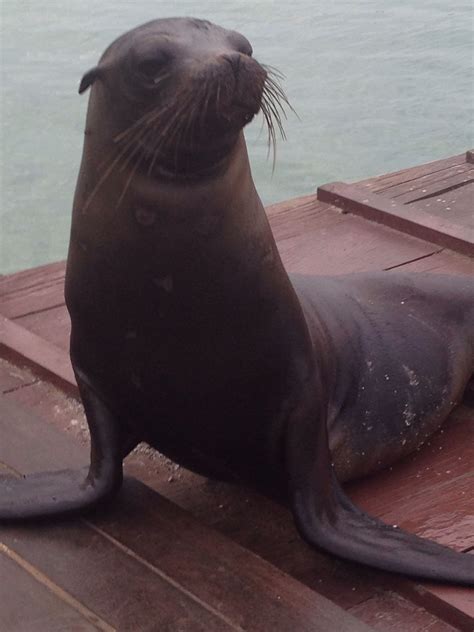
[1,1,472,273]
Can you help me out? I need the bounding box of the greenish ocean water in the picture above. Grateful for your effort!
[1,1,472,273]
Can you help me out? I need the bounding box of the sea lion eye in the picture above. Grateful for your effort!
[136,53,168,82]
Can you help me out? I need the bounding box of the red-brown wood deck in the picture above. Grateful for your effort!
[1,152,473,631]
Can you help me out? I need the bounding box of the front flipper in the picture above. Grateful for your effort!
[287,383,474,586]
[0,368,123,521]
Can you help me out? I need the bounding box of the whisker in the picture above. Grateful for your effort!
[116,153,143,208]
[261,63,286,81]
[119,91,190,176]
[262,91,287,140]
[259,100,277,168]
[147,92,197,174]
[252,64,298,171]
[113,74,172,143]
[82,151,125,212]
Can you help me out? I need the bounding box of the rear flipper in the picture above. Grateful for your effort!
[0,368,123,521]
[287,383,474,586]
[291,471,474,585]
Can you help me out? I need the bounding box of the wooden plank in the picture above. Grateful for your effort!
[16,304,70,352]
[1,372,87,446]
[373,162,472,197]
[0,315,77,397]
[1,523,237,632]
[363,162,473,200]
[410,182,474,229]
[266,195,336,240]
[390,249,473,275]
[317,182,474,257]
[348,591,459,632]
[267,204,439,276]
[356,154,467,192]
[427,578,474,630]
[0,260,65,296]
[0,261,66,319]
[0,398,372,632]
[397,578,474,632]
[0,551,103,632]
[0,357,38,393]
[91,480,372,632]
[389,169,474,203]
[369,475,472,550]
[0,398,85,473]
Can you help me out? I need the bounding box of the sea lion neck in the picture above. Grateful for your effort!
[126,133,254,214]
[69,127,281,299]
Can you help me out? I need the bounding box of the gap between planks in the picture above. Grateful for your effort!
[0,543,115,632]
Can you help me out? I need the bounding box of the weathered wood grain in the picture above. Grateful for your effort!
[0,316,77,396]
[356,154,467,192]
[0,551,105,632]
[317,182,474,256]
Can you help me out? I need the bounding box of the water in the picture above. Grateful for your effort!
[1,1,472,274]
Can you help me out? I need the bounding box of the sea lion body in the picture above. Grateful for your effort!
[295,272,473,481]
[2,17,473,584]
[68,181,474,487]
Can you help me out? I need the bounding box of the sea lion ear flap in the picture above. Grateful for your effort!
[78,66,102,94]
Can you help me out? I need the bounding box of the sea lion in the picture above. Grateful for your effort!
[1,17,473,585]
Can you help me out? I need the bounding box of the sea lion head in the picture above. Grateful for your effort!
[79,18,285,179]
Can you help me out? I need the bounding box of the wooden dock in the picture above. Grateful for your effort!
[1,151,473,631]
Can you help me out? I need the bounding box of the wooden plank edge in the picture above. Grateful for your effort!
[393,579,474,632]
[317,182,474,257]
[0,314,78,398]
[265,192,321,216]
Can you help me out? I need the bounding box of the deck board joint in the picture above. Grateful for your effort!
[0,543,115,632]
[85,521,246,632]
[383,248,444,271]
